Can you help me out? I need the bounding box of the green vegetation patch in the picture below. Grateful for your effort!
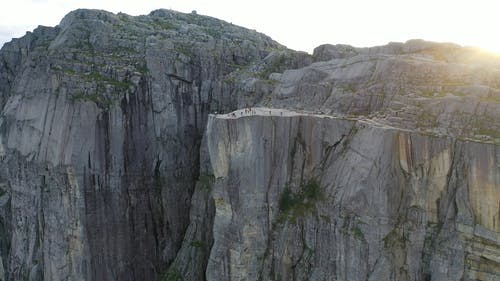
[341,216,367,242]
[383,227,408,248]
[415,111,439,129]
[160,267,185,281]
[477,127,500,139]
[71,92,112,108]
[174,43,194,57]
[421,89,446,98]
[135,63,149,75]
[351,226,365,241]
[84,72,134,90]
[190,240,206,249]
[341,83,356,93]
[480,95,500,104]
[258,53,292,79]
[152,19,176,30]
[198,173,215,190]
[471,116,500,141]
[278,179,323,222]
[71,40,94,51]
[203,27,223,39]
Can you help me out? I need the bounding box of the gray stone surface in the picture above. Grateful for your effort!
[0,8,288,281]
[276,40,500,144]
[206,109,499,281]
[0,8,499,281]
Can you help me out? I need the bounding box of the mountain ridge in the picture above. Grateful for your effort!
[0,8,498,281]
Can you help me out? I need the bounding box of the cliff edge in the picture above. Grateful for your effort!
[0,8,498,281]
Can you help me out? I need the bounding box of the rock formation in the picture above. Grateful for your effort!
[205,109,499,281]
[0,8,498,281]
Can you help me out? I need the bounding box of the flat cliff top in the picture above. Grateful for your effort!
[215,105,495,145]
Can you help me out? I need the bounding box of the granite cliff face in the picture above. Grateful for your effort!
[205,109,499,281]
[0,8,498,281]
[0,9,301,281]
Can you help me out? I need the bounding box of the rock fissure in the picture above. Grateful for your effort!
[0,9,499,281]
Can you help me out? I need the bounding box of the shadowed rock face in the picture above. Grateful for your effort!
[0,8,499,281]
[0,8,295,281]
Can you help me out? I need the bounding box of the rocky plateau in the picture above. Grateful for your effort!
[0,8,498,281]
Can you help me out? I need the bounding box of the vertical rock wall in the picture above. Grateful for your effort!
[0,9,285,281]
[204,112,499,281]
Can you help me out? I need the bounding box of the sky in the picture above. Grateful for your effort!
[1,0,500,53]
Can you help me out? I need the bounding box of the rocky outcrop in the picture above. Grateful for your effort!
[273,40,500,144]
[0,8,499,281]
[205,109,499,281]
[0,8,306,281]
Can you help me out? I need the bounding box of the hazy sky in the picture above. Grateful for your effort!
[1,0,500,53]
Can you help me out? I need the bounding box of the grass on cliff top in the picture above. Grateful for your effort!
[278,179,323,222]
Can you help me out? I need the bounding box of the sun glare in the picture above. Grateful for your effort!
[2,0,500,55]
[472,40,500,56]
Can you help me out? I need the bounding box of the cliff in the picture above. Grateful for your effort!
[0,8,498,281]
[204,109,499,281]
[0,8,302,281]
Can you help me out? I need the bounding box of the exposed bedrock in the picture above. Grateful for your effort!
[205,111,499,281]
[0,7,499,281]
[0,8,302,281]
